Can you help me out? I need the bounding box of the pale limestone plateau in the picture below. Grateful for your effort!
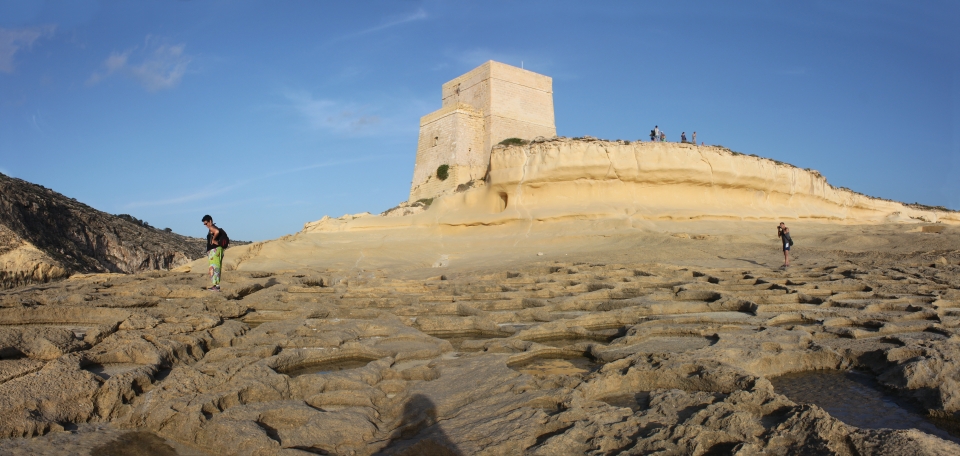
[2,221,960,455]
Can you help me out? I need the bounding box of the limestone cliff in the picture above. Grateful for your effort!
[0,173,205,289]
[304,138,958,232]
[482,138,958,223]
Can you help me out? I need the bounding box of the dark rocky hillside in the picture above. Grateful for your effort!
[0,172,206,289]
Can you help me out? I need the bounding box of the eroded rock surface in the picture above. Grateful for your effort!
[2,257,960,455]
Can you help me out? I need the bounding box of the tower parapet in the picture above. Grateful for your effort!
[409,61,556,202]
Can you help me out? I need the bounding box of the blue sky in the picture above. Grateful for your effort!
[1,1,958,241]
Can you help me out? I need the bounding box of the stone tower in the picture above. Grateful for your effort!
[408,61,556,202]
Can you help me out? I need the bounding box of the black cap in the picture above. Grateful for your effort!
[202,215,213,222]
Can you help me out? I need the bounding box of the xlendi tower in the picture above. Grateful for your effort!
[408,61,556,202]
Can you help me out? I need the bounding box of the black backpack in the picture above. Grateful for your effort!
[216,228,230,249]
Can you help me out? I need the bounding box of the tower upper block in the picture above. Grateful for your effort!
[409,61,556,202]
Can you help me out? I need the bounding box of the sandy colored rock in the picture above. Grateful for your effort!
[304,139,960,236]
[0,220,959,454]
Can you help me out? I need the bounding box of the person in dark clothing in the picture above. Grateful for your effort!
[202,215,227,291]
[777,222,793,268]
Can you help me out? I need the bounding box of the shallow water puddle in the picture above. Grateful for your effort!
[84,363,146,380]
[3,324,96,339]
[598,391,651,412]
[498,322,538,332]
[631,336,715,353]
[90,431,210,456]
[282,357,376,377]
[671,311,753,320]
[391,352,461,371]
[511,355,601,377]
[428,331,510,350]
[90,431,177,456]
[771,370,958,443]
[524,335,613,349]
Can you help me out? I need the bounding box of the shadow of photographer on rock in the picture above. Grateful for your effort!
[377,393,463,456]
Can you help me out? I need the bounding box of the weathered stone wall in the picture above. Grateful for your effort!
[409,104,483,202]
[482,75,556,153]
[409,61,556,202]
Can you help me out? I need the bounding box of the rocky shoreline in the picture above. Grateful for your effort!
[2,249,960,454]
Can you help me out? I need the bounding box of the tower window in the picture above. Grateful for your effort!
[434,136,439,146]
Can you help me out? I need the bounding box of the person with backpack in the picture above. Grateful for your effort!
[777,222,793,268]
[202,214,229,291]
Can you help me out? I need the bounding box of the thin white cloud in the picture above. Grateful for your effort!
[31,113,43,133]
[0,25,56,73]
[334,8,428,41]
[285,91,382,134]
[104,50,129,71]
[358,8,427,35]
[149,196,275,217]
[88,37,192,91]
[124,184,231,209]
[123,155,386,209]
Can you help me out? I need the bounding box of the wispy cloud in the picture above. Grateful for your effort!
[88,36,192,91]
[123,155,386,209]
[30,110,51,133]
[334,8,428,41]
[0,25,56,73]
[124,184,230,209]
[285,91,383,134]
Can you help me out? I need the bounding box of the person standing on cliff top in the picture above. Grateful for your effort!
[654,125,660,139]
[777,222,793,268]
[202,215,228,291]
[692,131,697,145]
[681,132,687,143]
